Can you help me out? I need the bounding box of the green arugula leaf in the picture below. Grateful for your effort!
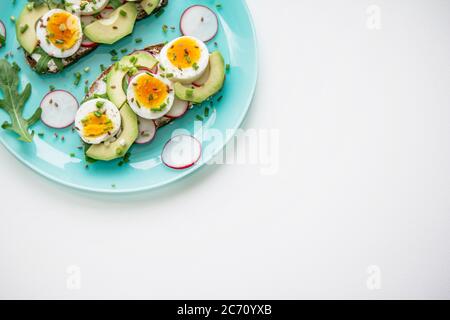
[33,47,63,74]
[0,59,41,142]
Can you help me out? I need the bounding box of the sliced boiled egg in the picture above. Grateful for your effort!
[36,9,82,58]
[159,36,209,84]
[127,72,175,120]
[65,0,110,16]
[75,98,121,144]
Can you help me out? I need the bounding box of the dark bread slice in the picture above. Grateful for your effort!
[25,0,168,74]
[86,43,178,129]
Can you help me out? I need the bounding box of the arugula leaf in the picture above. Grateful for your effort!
[0,59,41,142]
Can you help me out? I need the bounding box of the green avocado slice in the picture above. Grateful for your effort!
[174,51,225,104]
[106,51,158,109]
[84,2,138,45]
[86,103,138,161]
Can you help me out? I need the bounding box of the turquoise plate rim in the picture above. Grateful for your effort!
[0,0,258,194]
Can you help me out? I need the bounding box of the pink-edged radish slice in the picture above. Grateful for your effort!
[180,5,218,42]
[149,64,159,75]
[81,38,98,48]
[135,117,157,144]
[100,7,115,19]
[92,79,107,95]
[192,64,210,87]
[80,16,98,47]
[80,15,97,26]
[162,135,202,170]
[40,90,79,129]
[165,99,189,119]
[0,20,6,48]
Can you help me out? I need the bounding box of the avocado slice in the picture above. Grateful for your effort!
[107,52,158,108]
[141,0,161,15]
[174,51,225,104]
[86,104,138,161]
[84,2,138,45]
[16,4,49,54]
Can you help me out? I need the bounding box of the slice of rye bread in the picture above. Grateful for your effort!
[86,43,190,129]
[25,0,168,74]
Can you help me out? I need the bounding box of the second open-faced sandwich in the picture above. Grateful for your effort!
[16,0,167,74]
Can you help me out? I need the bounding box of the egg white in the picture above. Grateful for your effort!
[159,36,209,84]
[36,9,83,59]
[127,73,175,120]
[75,98,122,145]
[65,0,110,16]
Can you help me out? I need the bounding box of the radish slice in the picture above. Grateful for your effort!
[192,64,210,87]
[100,7,115,19]
[81,38,98,48]
[180,5,218,42]
[80,15,97,26]
[40,90,79,129]
[162,135,202,170]
[150,64,159,75]
[165,99,189,119]
[135,117,157,144]
[80,16,98,47]
[92,79,107,95]
[0,20,6,48]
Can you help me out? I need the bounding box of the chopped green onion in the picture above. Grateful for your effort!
[20,24,29,34]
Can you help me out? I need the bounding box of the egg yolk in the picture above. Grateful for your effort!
[46,12,80,50]
[133,74,169,110]
[82,113,114,137]
[167,37,201,69]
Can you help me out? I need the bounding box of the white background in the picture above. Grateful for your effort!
[1,0,449,299]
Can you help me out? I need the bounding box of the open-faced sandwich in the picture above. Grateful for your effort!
[16,0,167,74]
[37,35,225,168]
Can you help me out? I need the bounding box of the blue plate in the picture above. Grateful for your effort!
[0,0,257,193]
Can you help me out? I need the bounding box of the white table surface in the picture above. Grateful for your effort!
[1,0,449,299]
